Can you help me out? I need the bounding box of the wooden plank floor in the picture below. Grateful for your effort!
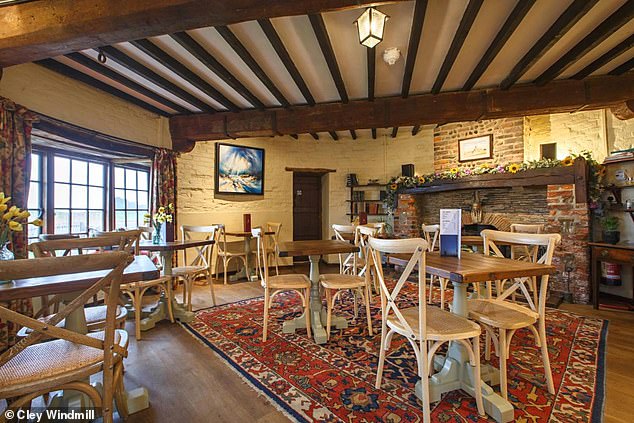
[120,263,634,423]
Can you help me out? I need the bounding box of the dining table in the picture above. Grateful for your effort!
[225,230,274,282]
[138,238,214,325]
[388,251,555,423]
[0,255,159,414]
[278,239,359,344]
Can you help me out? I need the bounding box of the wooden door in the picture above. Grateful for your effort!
[293,173,322,245]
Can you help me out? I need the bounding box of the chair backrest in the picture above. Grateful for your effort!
[266,222,282,241]
[332,224,355,241]
[368,237,428,340]
[180,225,217,269]
[0,251,130,419]
[420,224,440,252]
[31,230,142,257]
[481,229,560,316]
[355,225,378,258]
[510,223,544,234]
[93,229,142,255]
[138,226,153,240]
[332,224,356,274]
[251,227,270,286]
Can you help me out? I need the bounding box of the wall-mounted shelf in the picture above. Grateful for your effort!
[348,181,387,222]
[345,199,383,203]
[346,213,387,217]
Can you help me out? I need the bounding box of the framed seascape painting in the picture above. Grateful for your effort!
[458,134,493,162]
[215,143,265,195]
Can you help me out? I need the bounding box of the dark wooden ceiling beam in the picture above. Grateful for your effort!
[534,1,634,85]
[574,35,634,79]
[215,26,290,108]
[169,72,634,150]
[259,19,316,106]
[371,128,377,139]
[391,127,399,138]
[462,0,535,91]
[401,0,427,97]
[99,45,214,112]
[310,132,320,140]
[431,0,483,94]
[36,59,170,117]
[129,39,239,112]
[611,100,634,120]
[64,52,190,114]
[500,0,598,90]
[609,57,634,75]
[309,14,348,103]
[171,32,265,109]
[329,131,339,141]
[0,0,405,67]
[411,125,421,136]
[350,130,357,139]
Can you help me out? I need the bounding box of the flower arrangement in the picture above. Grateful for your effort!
[383,151,604,211]
[144,203,174,244]
[0,192,43,248]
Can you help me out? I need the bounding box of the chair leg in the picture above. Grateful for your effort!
[375,319,388,389]
[485,330,491,361]
[274,254,279,276]
[208,271,217,306]
[420,345,431,422]
[134,288,142,341]
[113,362,129,419]
[498,329,508,400]
[538,320,555,394]
[165,281,175,323]
[223,257,228,285]
[472,335,485,416]
[263,289,270,342]
[304,288,311,339]
[364,284,373,336]
[326,289,333,340]
[186,277,194,312]
[352,289,358,319]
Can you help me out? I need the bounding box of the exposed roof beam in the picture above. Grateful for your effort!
[391,127,399,138]
[534,1,634,85]
[310,132,320,140]
[500,0,598,90]
[401,0,428,97]
[99,45,214,112]
[411,125,421,136]
[0,0,404,67]
[371,128,377,139]
[289,134,299,140]
[129,39,239,112]
[64,52,190,114]
[309,14,348,103]
[350,130,357,139]
[215,26,290,108]
[431,0,483,94]
[171,32,265,109]
[610,57,634,75]
[169,72,634,151]
[36,59,170,117]
[462,0,535,91]
[573,35,634,80]
[329,131,339,141]
[258,19,316,106]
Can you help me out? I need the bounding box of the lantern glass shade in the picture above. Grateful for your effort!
[355,8,388,48]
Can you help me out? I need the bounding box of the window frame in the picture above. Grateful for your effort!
[112,163,151,230]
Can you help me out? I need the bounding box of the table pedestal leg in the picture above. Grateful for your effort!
[230,237,258,282]
[414,281,514,423]
[281,255,347,344]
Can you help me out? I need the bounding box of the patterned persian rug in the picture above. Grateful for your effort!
[181,283,608,422]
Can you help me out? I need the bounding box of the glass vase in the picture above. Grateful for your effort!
[152,225,163,245]
[0,243,15,285]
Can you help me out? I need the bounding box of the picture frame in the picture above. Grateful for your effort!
[215,142,265,195]
[458,134,493,162]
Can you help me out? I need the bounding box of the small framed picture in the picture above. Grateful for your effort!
[458,134,493,162]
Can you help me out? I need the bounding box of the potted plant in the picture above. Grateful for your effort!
[601,216,620,244]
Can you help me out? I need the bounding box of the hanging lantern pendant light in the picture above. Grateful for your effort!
[354,7,389,48]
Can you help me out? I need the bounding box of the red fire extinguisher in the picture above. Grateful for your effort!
[601,262,622,286]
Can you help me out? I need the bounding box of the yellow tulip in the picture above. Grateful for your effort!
[158,207,165,214]
[2,211,12,221]
[30,218,43,227]
[0,193,10,205]
[0,204,6,213]
[8,221,23,232]
[16,210,30,219]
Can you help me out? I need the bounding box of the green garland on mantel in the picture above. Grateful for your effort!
[383,151,604,212]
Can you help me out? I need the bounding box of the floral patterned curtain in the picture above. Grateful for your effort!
[0,97,36,350]
[150,148,178,215]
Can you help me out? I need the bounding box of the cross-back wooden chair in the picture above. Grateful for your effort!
[332,224,358,275]
[215,224,248,284]
[0,252,131,422]
[468,229,560,401]
[420,224,449,308]
[319,225,374,340]
[172,225,217,310]
[252,227,311,342]
[509,223,545,304]
[265,222,282,275]
[369,237,484,422]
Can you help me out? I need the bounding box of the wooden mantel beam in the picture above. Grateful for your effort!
[169,73,634,152]
[0,0,403,67]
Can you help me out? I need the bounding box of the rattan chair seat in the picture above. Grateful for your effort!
[171,265,206,277]
[319,274,366,289]
[120,276,171,290]
[468,299,538,330]
[387,306,481,341]
[267,274,311,289]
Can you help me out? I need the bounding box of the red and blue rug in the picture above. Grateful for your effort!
[181,284,608,422]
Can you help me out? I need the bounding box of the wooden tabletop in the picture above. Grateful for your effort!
[588,242,634,250]
[388,252,555,284]
[278,240,359,257]
[139,239,214,251]
[225,231,274,237]
[0,255,160,301]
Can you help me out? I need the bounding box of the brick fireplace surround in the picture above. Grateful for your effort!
[394,184,591,303]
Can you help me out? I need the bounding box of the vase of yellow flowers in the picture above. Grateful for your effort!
[144,203,174,245]
[0,192,43,283]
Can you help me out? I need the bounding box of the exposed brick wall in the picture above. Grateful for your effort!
[434,117,524,172]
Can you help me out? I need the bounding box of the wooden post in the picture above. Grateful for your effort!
[573,156,589,204]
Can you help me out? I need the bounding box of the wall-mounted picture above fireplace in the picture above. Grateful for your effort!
[215,142,265,195]
[458,134,493,162]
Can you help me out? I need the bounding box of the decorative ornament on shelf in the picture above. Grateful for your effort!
[354,7,389,48]
[144,203,174,245]
[382,47,401,66]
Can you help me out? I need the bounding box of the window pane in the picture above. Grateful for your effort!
[138,191,148,209]
[126,211,137,228]
[54,157,70,182]
[89,163,104,186]
[54,183,70,208]
[31,154,40,181]
[126,190,137,209]
[115,189,125,209]
[114,167,125,188]
[138,211,147,226]
[71,210,88,234]
[54,209,70,234]
[28,182,40,209]
[138,171,149,190]
[89,186,104,209]
[72,160,88,184]
[27,219,41,239]
[71,185,87,209]
[89,211,104,231]
[115,211,126,230]
[125,169,137,189]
